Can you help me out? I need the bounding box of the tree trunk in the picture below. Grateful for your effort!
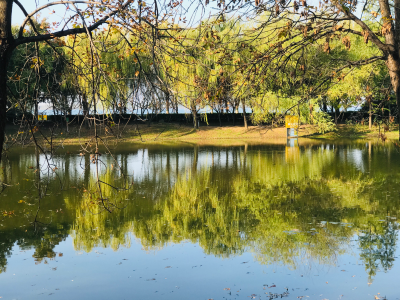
[386,54,400,140]
[192,106,198,129]
[81,93,89,128]
[34,99,39,120]
[166,92,170,114]
[0,54,7,163]
[242,101,248,129]
[174,98,179,114]
[369,99,372,130]
[322,98,327,112]
[334,108,338,124]
[0,0,14,163]
[68,95,75,115]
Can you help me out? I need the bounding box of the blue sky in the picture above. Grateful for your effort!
[12,0,366,29]
[12,0,241,29]
[12,1,58,25]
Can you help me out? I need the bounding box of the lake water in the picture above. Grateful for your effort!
[1,139,399,299]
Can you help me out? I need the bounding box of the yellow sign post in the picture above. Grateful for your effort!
[285,115,299,160]
[285,115,299,129]
[38,115,47,121]
[285,115,299,138]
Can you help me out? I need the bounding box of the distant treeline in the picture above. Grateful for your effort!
[6,112,252,127]
[6,110,398,127]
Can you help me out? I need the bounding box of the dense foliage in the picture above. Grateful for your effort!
[6,16,394,132]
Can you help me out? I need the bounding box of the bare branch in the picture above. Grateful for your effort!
[17,0,132,41]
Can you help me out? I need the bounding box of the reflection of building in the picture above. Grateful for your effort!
[285,139,300,163]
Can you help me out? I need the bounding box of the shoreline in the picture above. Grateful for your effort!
[4,123,399,147]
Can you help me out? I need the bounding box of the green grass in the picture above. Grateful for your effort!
[5,123,399,148]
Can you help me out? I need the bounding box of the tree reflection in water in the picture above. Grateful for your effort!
[0,140,399,283]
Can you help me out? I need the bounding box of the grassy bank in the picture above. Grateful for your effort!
[312,124,399,140]
[5,123,399,147]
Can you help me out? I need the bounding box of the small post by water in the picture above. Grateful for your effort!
[285,115,299,138]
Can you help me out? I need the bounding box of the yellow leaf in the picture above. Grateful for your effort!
[135,71,139,77]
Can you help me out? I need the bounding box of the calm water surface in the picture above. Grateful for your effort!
[1,140,400,299]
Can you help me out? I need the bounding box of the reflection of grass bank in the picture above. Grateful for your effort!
[5,123,399,146]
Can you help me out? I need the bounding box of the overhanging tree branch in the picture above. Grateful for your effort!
[17,0,132,42]
[332,0,394,53]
